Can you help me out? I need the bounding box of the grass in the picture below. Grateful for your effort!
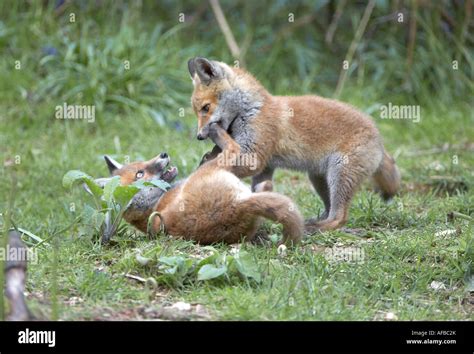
[0,1,473,321]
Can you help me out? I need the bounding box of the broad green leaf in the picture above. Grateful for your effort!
[158,256,184,276]
[80,204,105,237]
[235,251,261,282]
[162,265,178,275]
[62,170,89,189]
[148,179,171,191]
[217,253,233,265]
[197,252,219,268]
[63,170,103,198]
[131,179,150,189]
[197,247,220,268]
[158,256,185,267]
[82,204,98,225]
[133,178,171,191]
[91,212,106,231]
[158,256,194,278]
[103,176,121,204]
[197,264,227,281]
[180,258,195,276]
[113,185,140,207]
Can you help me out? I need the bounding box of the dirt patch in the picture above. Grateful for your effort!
[91,302,212,321]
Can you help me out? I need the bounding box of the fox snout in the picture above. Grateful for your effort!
[149,152,170,174]
[197,119,223,140]
[197,125,210,140]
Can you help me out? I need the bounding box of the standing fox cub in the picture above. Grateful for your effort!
[188,57,401,232]
[100,135,303,245]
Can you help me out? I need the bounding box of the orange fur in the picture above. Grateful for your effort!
[109,135,303,245]
[189,58,401,233]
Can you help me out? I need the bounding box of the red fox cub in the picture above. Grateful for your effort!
[188,57,401,233]
[99,134,303,245]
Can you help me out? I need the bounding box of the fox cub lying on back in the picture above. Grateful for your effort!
[99,128,303,245]
[188,57,401,233]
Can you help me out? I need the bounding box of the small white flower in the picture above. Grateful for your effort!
[277,244,287,257]
[430,281,447,291]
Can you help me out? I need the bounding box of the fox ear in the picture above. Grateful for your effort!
[104,155,123,174]
[188,57,197,79]
[193,57,223,85]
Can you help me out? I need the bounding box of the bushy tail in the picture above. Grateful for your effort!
[240,192,303,244]
[373,150,401,201]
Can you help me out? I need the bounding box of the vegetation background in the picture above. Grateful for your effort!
[0,0,473,320]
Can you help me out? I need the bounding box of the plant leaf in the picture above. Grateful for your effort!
[158,256,185,276]
[113,185,140,207]
[148,179,171,191]
[197,252,219,268]
[158,256,185,267]
[63,170,103,198]
[235,251,261,282]
[133,178,171,191]
[80,204,105,238]
[197,264,227,281]
[103,176,121,204]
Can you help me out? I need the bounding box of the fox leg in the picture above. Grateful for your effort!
[207,122,269,178]
[207,122,264,177]
[305,160,362,233]
[251,166,274,192]
[306,173,331,222]
[208,122,241,157]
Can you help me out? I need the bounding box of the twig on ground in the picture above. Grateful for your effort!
[125,273,147,283]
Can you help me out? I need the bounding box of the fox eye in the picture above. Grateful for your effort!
[200,104,210,114]
[136,170,144,179]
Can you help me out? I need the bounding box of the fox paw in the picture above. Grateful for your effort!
[208,122,222,140]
